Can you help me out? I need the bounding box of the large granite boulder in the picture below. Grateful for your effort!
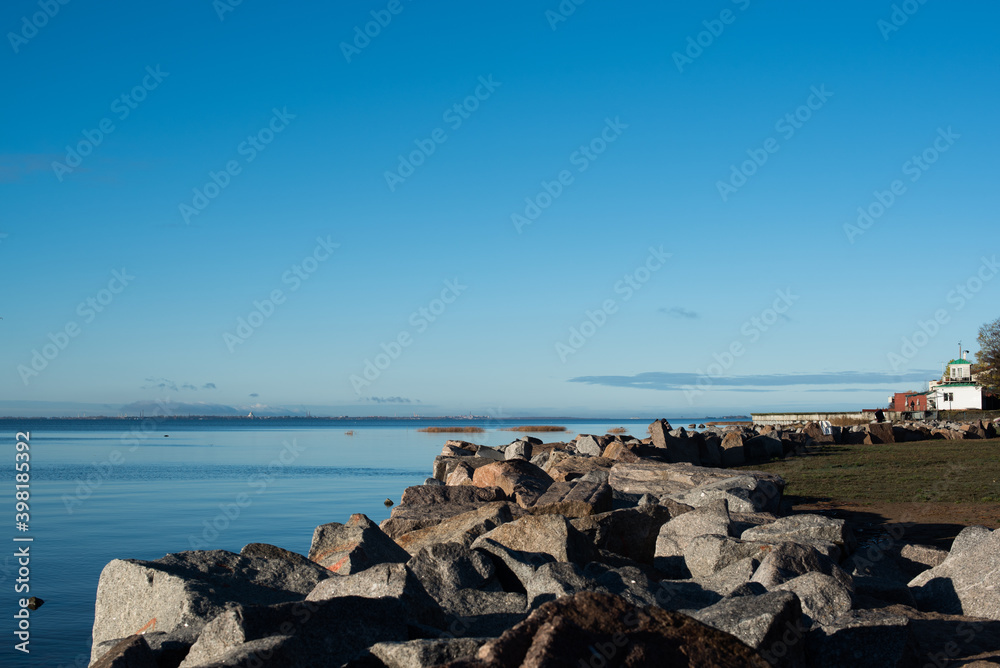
[908,525,1000,619]
[673,475,783,514]
[773,571,854,625]
[369,638,489,668]
[608,462,784,511]
[528,480,612,517]
[177,596,408,667]
[307,513,410,573]
[441,591,767,667]
[543,451,615,483]
[571,504,680,564]
[472,460,553,507]
[743,435,783,462]
[750,541,854,591]
[91,549,331,661]
[380,486,507,538]
[690,591,804,667]
[654,499,733,577]
[684,535,774,579]
[407,542,497,601]
[305,562,446,629]
[471,514,593,565]
[395,502,513,554]
[575,434,604,456]
[741,514,856,554]
[720,432,746,467]
[433,455,497,483]
[865,422,896,444]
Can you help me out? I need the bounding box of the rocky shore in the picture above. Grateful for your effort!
[89,420,1000,667]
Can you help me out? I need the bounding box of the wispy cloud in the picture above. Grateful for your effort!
[141,378,217,392]
[0,154,61,182]
[568,369,937,391]
[660,307,699,319]
[249,393,259,398]
[142,377,178,392]
[363,396,416,404]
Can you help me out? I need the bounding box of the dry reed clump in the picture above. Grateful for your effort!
[498,426,567,432]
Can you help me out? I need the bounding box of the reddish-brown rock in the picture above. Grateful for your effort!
[441,591,766,668]
[473,460,553,508]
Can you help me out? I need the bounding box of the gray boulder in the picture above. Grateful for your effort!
[575,434,603,457]
[774,571,854,625]
[307,513,410,573]
[305,562,446,630]
[741,514,856,554]
[440,589,528,637]
[684,534,774,579]
[654,498,733,577]
[750,541,854,591]
[407,542,496,600]
[571,504,677,564]
[528,481,612,517]
[380,486,507,538]
[471,514,593,564]
[697,557,761,598]
[432,455,496,483]
[585,564,665,608]
[674,475,783,514]
[698,435,723,468]
[472,537,556,591]
[369,638,489,668]
[178,596,408,667]
[897,542,947,578]
[648,419,671,447]
[720,432,746,467]
[908,525,1000,619]
[504,441,532,461]
[475,445,506,461]
[91,550,332,660]
[240,543,313,566]
[691,590,805,667]
[744,434,783,462]
[395,502,513,555]
[525,561,601,608]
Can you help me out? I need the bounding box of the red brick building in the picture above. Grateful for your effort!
[890,391,928,412]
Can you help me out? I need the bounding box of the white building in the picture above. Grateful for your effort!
[928,358,983,410]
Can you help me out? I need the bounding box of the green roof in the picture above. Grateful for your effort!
[948,359,972,365]
[936,383,979,388]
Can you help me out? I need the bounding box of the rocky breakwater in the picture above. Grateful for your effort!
[89,420,1000,667]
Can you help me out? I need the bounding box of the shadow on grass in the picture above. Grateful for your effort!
[780,494,965,550]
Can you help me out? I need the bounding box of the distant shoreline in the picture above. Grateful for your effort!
[0,414,749,422]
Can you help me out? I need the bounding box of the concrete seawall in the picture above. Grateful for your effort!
[751,412,868,425]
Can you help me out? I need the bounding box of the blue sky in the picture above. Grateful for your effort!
[2,0,998,417]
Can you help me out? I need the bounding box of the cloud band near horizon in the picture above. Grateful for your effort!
[567,370,938,391]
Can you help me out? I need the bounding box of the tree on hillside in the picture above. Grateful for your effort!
[976,317,1000,394]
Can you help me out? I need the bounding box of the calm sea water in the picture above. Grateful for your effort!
[0,417,705,667]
